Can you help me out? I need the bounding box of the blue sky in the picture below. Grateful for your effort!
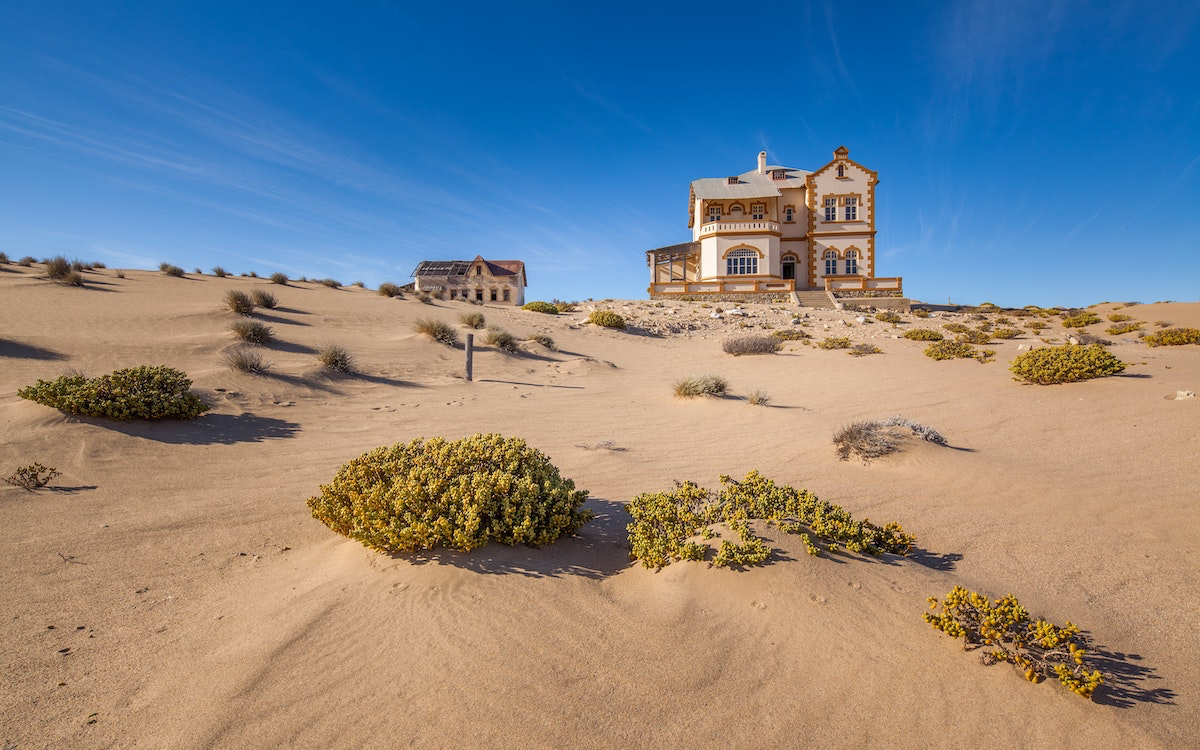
[2,1,1197,307]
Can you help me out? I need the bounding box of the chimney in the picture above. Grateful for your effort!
[757,151,767,174]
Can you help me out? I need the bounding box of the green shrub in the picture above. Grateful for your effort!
[848,343,881,356]
[459,311,486,329]
[1107,313,1133,322]
[626,471,914,569]
[378,282,403,298]
[229,320,274,345]
[722,334,781,355]
[992,327,1021,339]
[817,336,851,350]
[904,329,943,341]
[1143,327,1200,347]
[484,327,520,353]
[553,299,577,313]
[160,263,185,277]
[528,333,557,351]
[415,318,458,346]
[1009,344,1127,384]
[588,310,626,329]
[956,328,992,344]
[270,271,289,285]
[523,301,558,314]
[924,587,1104,699]
[673,375,727,398]
[771,328,810,341]
[925,340,992,362]
[307,434,591,554]
[1105,322,1142,335]
[942,322,970,334]
[1061,311,1101,328]
[45,256,71,280]
[4,462,61,489]
[250,288,278,309]
[18,366,209,420]
[212,266,229,277]
[317,343,354,373]
[224,290,256,315]
[222,347,272,374]
[874,310,902,324]
[912,308,931,318]
[1024,320,1049,331]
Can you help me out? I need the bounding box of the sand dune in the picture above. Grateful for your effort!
[2,265,1197,748]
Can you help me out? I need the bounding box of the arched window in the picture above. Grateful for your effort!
[729,204,744,218]
[836,164,845,177]
[726,248,758,275]
[824,250,838,276]
[845,250,859,275]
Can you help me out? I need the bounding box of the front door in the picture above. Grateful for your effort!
[782,261,795,280]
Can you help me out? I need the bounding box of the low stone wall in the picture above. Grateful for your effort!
[833,289,903,298]
[649,291,793,304]
[838,297,912,312]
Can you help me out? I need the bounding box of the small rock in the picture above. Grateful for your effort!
[1177,390,1195,400]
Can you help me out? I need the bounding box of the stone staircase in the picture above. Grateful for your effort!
[792,290,837,309]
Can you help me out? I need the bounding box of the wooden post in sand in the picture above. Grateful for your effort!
[465,334,474,382]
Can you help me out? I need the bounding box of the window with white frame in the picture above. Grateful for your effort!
[726,248,758,275]
[708,205,721,223]
[845,196,858,221]
[784,206,794,222]
[845,250,859,274]
[824,198,837,222]
[751,203,764,220]
[824,250,838,275]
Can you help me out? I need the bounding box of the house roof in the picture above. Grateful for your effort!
[691,165,810,200]
[410,257,527,285]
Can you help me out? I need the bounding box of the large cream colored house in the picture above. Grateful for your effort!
[647,147,902,302]
[411,256,526,305]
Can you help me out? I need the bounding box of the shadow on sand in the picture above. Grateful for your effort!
[394,497,634,580]
[0,339,68,360]
[74,412,301,445]
[1089,645,1176,708]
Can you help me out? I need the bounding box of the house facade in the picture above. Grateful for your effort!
[646,147,902,301]
[411,256,526,305]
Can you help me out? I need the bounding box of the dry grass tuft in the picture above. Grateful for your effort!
[317,343,354,373]
[459,311,486,329]
[484,327,520,353]
[722,334,782,356]
[415,318,458,346]
[270,272,289,285]
[229,319,274,345]
[224,290,256,315]
[378,282,403,298]
[222,347,272,374]
[250,289,278,309]
[673,375,728,398]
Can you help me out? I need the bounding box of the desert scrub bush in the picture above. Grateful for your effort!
[673,375,728,398]
[834,416,946,462]
[269,271,289,285]
[351,281,364,288]
[459,311,486,329]
[224,289,256,315]
[415,291,432,304]
[912,308,931,318]
[1143,327,1200,347]
[588,310,626,329]
[1107,313,1133,322]
[159,263,185,277]
[528,333,557,351]
[874,310,902,324]
[626,471,914,569]
[18,256,36,266]
[415,318,458,346]
[249,288,278,309]
[771,328,810,341]
[44,256,71,280]
[722,334,781,356]
[1061,311,1101,328]
[222,347,272,374]
[1024,320,1049,331]
[484,327,520,353]
[317,343,354,373]
[212,266,228,277]
[4,463,61,489]
[991,327,1022,339]
[0,251,8,263]
[377,282,404,298]
[924,587,1104,699]
[903,328,943,341]
[307,434,591,554]
[942,322,970,334]
[1009,344,1126,384]
[955,328,992,344]
[522,301,558,314]
[553,299,577,313]
[817,336,851,350]
[847,343,881,356]
[63,271,85,287]
[924,340,994,362]
[1153,320,1171,328]
[1105,322,1142,335]
[317,278,341,288]
[18,366,209,420]
[745,389,770,406]
[229,320,274,345]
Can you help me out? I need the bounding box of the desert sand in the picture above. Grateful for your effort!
[1,263,1197,749]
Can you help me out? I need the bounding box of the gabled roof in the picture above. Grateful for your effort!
[410,257,527,285]
[691,165,811,200]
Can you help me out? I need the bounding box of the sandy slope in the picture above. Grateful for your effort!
[1,264,1197,749]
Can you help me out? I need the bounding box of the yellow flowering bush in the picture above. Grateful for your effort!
[1009,344,1126,384]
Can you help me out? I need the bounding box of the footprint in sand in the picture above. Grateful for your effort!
[809,594,828,605]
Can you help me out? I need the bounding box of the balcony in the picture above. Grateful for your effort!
[698,220,780,237]
[649,279,795,295]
